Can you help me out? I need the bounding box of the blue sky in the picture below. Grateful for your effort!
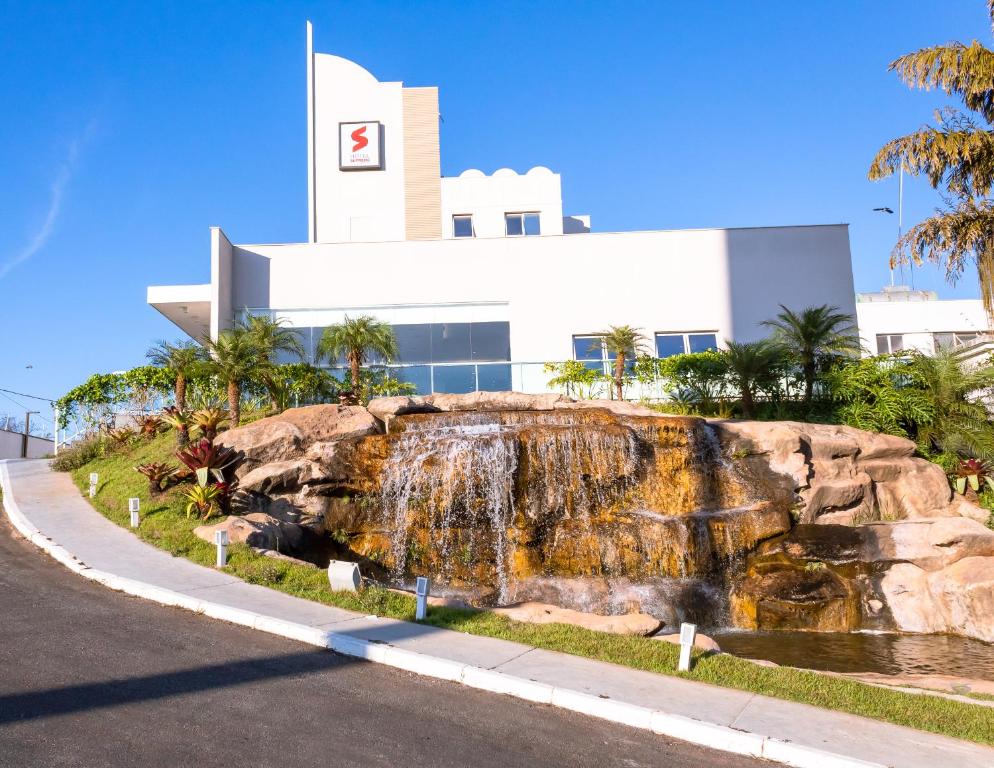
[0,0,990,429]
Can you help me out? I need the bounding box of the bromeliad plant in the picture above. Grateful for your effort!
[161,406,193,447]
[191,407,229,441]
[134,462,177,496]
[952,458,994,495]
[176,438,239,487]
[135,414,163,440]
[183,483,223,520]
[106,426,137,448]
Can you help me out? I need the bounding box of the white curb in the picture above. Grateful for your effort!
[0,460,889,768]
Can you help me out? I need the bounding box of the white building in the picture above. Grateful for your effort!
[148,23,857,396]
[856,286,994,365]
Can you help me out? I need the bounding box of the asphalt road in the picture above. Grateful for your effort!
[0,517,761,768]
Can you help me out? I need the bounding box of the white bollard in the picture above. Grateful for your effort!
[128,498,140,528]
[678,622,697,672]
[327,560,362,592]
[415,576,430,621]
[89,472,98,498]
[215,529,229,567]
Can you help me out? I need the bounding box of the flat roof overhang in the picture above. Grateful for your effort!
[147,283,211,341]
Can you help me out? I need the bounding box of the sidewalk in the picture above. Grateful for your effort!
[3,458,992,768]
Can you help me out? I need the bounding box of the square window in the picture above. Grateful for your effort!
[876,334,890,354]
[392,365,432,395]
[688,333,718,353]
[393,324,432,364]
[431,323,472,363]
[655,334,686,358]
[574,335,604,361]
[505,213,524,236]
[471,321,511,361]
[477,364,512,391]
[523,213,541,236]
[433,365,477,394]
[453,214,474,238]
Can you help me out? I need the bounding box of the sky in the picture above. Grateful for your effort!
[1,0,991,432]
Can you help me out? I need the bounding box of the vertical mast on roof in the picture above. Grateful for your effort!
[306,21,316,243]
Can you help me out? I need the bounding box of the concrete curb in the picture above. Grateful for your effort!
[0,461,886,768]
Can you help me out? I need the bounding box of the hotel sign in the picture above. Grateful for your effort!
[339,121,382,170]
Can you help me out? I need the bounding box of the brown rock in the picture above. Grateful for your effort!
[217,405,381,476]
[193,513,308,552]
[862,518,994,571]
[426,391,570,412]
[253,548,319,569]
[554,399,663,418]
[493,601,662,636]
[238,459,322,494]
[366,396,435,424]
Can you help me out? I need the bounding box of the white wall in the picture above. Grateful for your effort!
[210,226,233,338]
[228,224,854,365]
[441,167,565,238]
[856,298,991,355]
[0,430,54,460]
[312,54,407,243]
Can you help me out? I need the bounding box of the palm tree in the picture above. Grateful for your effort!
[869,3,994,318]
[597,326,649,400]
[908,349,994,458]
[762,305,860,407]
[146,340,204,414]
[202,327,261,426]
[241,315,306,412]
[317,315,398,401]
[722,340,784,419]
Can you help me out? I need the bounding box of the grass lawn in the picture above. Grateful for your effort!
[63,430,994,746]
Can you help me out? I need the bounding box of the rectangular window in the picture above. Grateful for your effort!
[934,331,980,351]
[505,212,541,236]
[453,214,474,238]
[471,321,511,361]
[876,334,904,354]
[477,363,512,392]
[433,364,477,394]
[572,334,636,373]
[655,332,720,358]
[431,323,473,363]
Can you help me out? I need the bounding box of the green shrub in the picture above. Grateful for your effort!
[51,436,106,472]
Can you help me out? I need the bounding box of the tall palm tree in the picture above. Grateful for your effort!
[722,340,784,419]
[317,315,398,401]
[203,327,261,426]
[869,2,994,318]
[762,304,859,407]
[598,325,649,400]
[241,315,306,412]
[146,340,204,413]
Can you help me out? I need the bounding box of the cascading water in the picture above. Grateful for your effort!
[368,408,785,625]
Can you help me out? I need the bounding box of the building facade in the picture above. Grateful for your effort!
[148,24,858,396]
[856,286,994,365]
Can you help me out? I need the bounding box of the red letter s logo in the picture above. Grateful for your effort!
[351,125,368,152]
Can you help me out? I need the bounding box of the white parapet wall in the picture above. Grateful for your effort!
[0,429,54,460]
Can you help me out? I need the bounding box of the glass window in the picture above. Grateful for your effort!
[471,321,511,361]
[655,334,686,358]
[433,365,477,394]
[393,324,432,364]
[431,323,472,362]
[505,213,524,236]
[391,365,432,395]
[453,214,474,238]
[877,334,904,353]
[524,213,541,236]
[688,333,718,353]
[477,363,512,391]
[573,335,604,361]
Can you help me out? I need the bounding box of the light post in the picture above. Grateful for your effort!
[128,498,140,528]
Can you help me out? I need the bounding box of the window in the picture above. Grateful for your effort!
[453,214,474,238]
[654,332,719,358]
[876,334,904,354]
[934,331,980,351]
[505,212,541,237]
[572,334,636,373]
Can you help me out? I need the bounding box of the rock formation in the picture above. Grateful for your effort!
[211,393,993,642]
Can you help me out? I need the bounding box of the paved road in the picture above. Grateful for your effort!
[0,518,760,768]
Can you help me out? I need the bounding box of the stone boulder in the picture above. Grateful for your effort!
[493,601,662,636]
[366,395,436,424]
[878,558,994,642]
[194,513,309,553]
[862,518,994,571]
[426,391,571,412]
[217,405,381,478]
[712,419,965,524]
